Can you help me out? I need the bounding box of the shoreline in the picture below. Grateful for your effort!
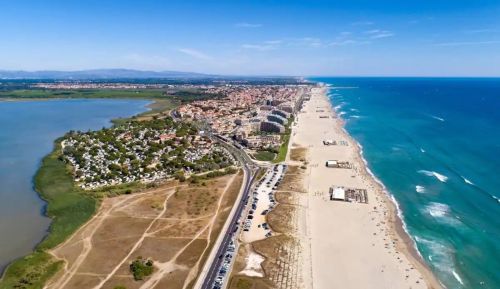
[339,110,444,289]
[293,86,443,289]
[0,98,162,288]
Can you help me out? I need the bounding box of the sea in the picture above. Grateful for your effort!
[312,77,500,289]
[0,98,150,273]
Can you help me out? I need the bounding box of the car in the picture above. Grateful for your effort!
[247,215,253,219]
[261,209,269,215]
[249,209,254,214]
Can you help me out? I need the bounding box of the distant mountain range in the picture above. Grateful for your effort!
[0,69,215,79]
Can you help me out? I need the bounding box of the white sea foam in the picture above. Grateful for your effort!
[426,202,450,218]
[461,176,474,185]
[492,195,500,204]
[452,270,465,285]
[346,121,423,269]
[350,108,359,112]
[414,236,460,285]
[418,170,448,182]
[416,185,425,193]
[425,202,463,227]
[350,115,361,119]
[420,148,426,153]
[431,115,445,122]
[338,111,347,116]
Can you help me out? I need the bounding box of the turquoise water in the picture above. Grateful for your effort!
[0,98,150,272]
[312,78,500,289]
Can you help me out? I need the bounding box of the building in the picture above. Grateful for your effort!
[260,121,285,133]
[330,186,346,201]
[267,114,287,126]
[271,109,290,119]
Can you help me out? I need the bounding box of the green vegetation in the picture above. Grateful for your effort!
[0,89,166,99]
[0,251,61,289]
[273,116,294,163]
[253,150,276,162]
[189,167,238,184]
[129,257,154,281]
[0,141,95,289]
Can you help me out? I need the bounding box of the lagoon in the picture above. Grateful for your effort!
[0,98,150,273]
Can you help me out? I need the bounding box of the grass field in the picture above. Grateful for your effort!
[272,116,294,164]
[0,89,166,99]
[253,150,276,162]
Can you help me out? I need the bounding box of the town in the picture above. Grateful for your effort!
[176,84,312,159]
[61,116,236,189]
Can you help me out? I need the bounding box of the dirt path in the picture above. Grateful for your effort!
[45,184,182,289]
[44,173,242,289]
[91,188,176,289]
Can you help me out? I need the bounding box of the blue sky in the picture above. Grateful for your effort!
[1,0,499,76]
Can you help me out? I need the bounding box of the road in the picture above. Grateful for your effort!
[197,135,259,289]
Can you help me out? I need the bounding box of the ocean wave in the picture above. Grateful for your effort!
[420,148,426,153]
[453,270,465,285]
[349,108,359,112]
[414,236,462,287]
[424,202,463,227]
[416,185,425,193]
[460,175,474,185]
[492,195,500,204]
[350,115,361,119]
[431,115,445,122]
[338,111,347,116]
[426,202,450,218]
[418,170,448,182]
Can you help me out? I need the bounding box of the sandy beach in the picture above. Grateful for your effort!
[291,86,443,289]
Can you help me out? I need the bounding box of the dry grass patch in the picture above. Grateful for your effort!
[152,269,189,289]
[228,276,272,289]
[276,166,305,193]
[176,238,209,267]
[266,204,296,234]
[252,235,302,289]
[289,147,307,162]
[46,173,244,289]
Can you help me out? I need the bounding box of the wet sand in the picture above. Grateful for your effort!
[291,86,443,289]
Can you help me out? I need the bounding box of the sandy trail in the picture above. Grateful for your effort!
[44,184,182,289]
[91,188,176,289]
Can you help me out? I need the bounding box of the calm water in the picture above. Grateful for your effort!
[312,77,500,289]
[0,99,150,272]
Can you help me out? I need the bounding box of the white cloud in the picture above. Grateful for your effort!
[235,22,263,28]
[433,40,500,46]
[178,48,213,60]
[241,44,277,51]
[463,28,496,34]
[365,29,394,39]
[329,39,370,46]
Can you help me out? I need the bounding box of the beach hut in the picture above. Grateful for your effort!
[325,160,338,167]
[330,186,346,201]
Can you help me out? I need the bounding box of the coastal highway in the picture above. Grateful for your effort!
[196,134,259,289]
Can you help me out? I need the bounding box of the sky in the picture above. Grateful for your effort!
[0,0,499,76]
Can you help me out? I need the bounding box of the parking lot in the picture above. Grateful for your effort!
[241,164,286,243]
[210,164,286,289]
